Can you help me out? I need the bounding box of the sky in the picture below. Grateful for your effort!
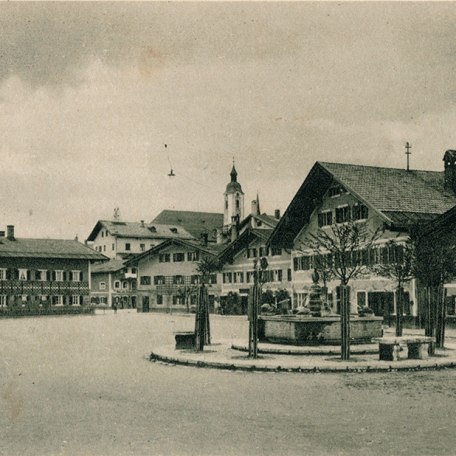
[2,2,456,239]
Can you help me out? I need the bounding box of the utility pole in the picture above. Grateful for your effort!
[405,142,412,171]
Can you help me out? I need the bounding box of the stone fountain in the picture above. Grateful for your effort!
[258,271,382,346]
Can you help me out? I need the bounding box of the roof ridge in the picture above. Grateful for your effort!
[318,160,443,174]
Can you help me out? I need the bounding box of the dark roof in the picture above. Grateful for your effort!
[225,181,244,194]
[319,162,456,216]
[91,259,126,273]
[269,160,456,248]
[86,220,194,242]
[218,228,273,264]
[125,238,221,266]
[0,238,107,260]
[151,210,224,242]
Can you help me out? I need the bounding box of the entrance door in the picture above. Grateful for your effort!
[368,292,394,325]
[142,296,150,313]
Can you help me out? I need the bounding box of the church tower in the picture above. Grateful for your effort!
[223,162,245,227]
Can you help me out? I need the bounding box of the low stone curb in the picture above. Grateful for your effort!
[150,344,456,374]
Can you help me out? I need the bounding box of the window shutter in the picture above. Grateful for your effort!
[27,270,31,281]
[63,271,67,281]
[46,271,51,281]
[79,271,83,282]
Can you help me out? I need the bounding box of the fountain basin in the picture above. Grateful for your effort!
[258,315,383,346]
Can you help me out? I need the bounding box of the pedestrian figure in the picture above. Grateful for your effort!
[113,304,117,314]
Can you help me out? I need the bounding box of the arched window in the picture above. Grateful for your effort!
[225,198,228,210]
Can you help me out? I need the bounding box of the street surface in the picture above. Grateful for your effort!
[1,311,456,456]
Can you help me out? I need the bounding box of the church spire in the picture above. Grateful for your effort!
[230,160,238,182]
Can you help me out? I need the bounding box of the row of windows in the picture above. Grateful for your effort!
[317,203,369,227]
[246,247,282,259]
[139,274,217,286]
[143,294,198,306]
[0,295,84,306]
[99,281,136,291]
[222,269,292,284]
[158,252,200,263]
[0,269,83,282]
[293,245,407,271]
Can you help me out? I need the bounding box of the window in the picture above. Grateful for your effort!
[0,269,6,280]
[328,185,347,197]
[125,243,131,251]
[112,244,115,251]
[172,295,184,305]
[271,247,282,256]
[122,282,128,289]
[0,295,6,308]
[140,276,151,286]
[140,244,145,252]
[154,276,165,285]
[275,270,283,282]
[208,274,217,285]
[103,245,106,252]
[35,270,47,281]
[114,280,121,289]
[225,198,228,210]
[173,275,184,285]
[236,198,240,209]
[169,227,178,234]
[335,205,351,224]
[18,269,28,281]
[173,253,185,262]
[247,248,257,259]
[159,253,170,263]
[55,270,64,282]
[157,294,163,305]
[131,268,137,274]
[71,295,81,306]
[131,281,137,290]
[99,282,106,290]
[287,268,292,282]
[238,272,244,283]
[318,211,333,227]
[352,203,369,221]
[187,252,200,262]
[71,271,82,282]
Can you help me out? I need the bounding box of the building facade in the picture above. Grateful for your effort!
[90,260,137,309]
[86,220,194,259]
[269,154,456,323]
[125,239,222,313]
[0,225,107,312]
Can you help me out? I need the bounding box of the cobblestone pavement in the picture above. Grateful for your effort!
[1,311,456,456]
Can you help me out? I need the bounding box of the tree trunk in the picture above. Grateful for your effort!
[436,283,446,349]
[195,285,209,351]
[340,284,350,361]
[248,284,260,358]
[395,285,404,337]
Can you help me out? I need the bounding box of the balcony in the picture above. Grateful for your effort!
[0,280,90,295]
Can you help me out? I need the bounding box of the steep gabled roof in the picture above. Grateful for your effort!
[218,228,273,265]
[86,220,194,242]
[124,238,221,266]
[151,210,224,242]
[269,160,456,249]
[0,238,107,260]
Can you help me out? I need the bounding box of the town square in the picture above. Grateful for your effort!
[2,2,456,455]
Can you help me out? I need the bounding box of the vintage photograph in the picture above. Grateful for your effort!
[1,2,456,455]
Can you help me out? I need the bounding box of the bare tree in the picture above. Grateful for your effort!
[373,238,414,336]
[303,220,382,360]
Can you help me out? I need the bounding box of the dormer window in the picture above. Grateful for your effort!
[335,205,351,223]
[149,226,157,233]
[352,203,369,221]
[318,210,333,227]
[170,227,178,234]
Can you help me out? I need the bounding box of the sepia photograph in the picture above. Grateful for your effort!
[1,2,456,455]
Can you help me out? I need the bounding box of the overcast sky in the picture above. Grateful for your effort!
[2,2,456,239]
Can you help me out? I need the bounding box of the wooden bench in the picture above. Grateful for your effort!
[372,336,435,361]
[175,331,195,349]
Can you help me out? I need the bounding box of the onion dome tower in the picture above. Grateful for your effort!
[223,161,245,227]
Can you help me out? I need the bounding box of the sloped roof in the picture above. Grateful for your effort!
[125,238,221,266]
[86,220,194,242]
[269,160,456,249]
[0,238,107,260]
[91,259,126,273]
[218,228,273,264]
[319,162,456,216]
[151,210,224,242]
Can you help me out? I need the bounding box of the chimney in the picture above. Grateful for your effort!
[231,223,238,242]
[274,209,281,220]
[7,225,15,241]
[200,232,208,246]
[251,199,259,216]
[444,150,456,193]
[140,220,145,227]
